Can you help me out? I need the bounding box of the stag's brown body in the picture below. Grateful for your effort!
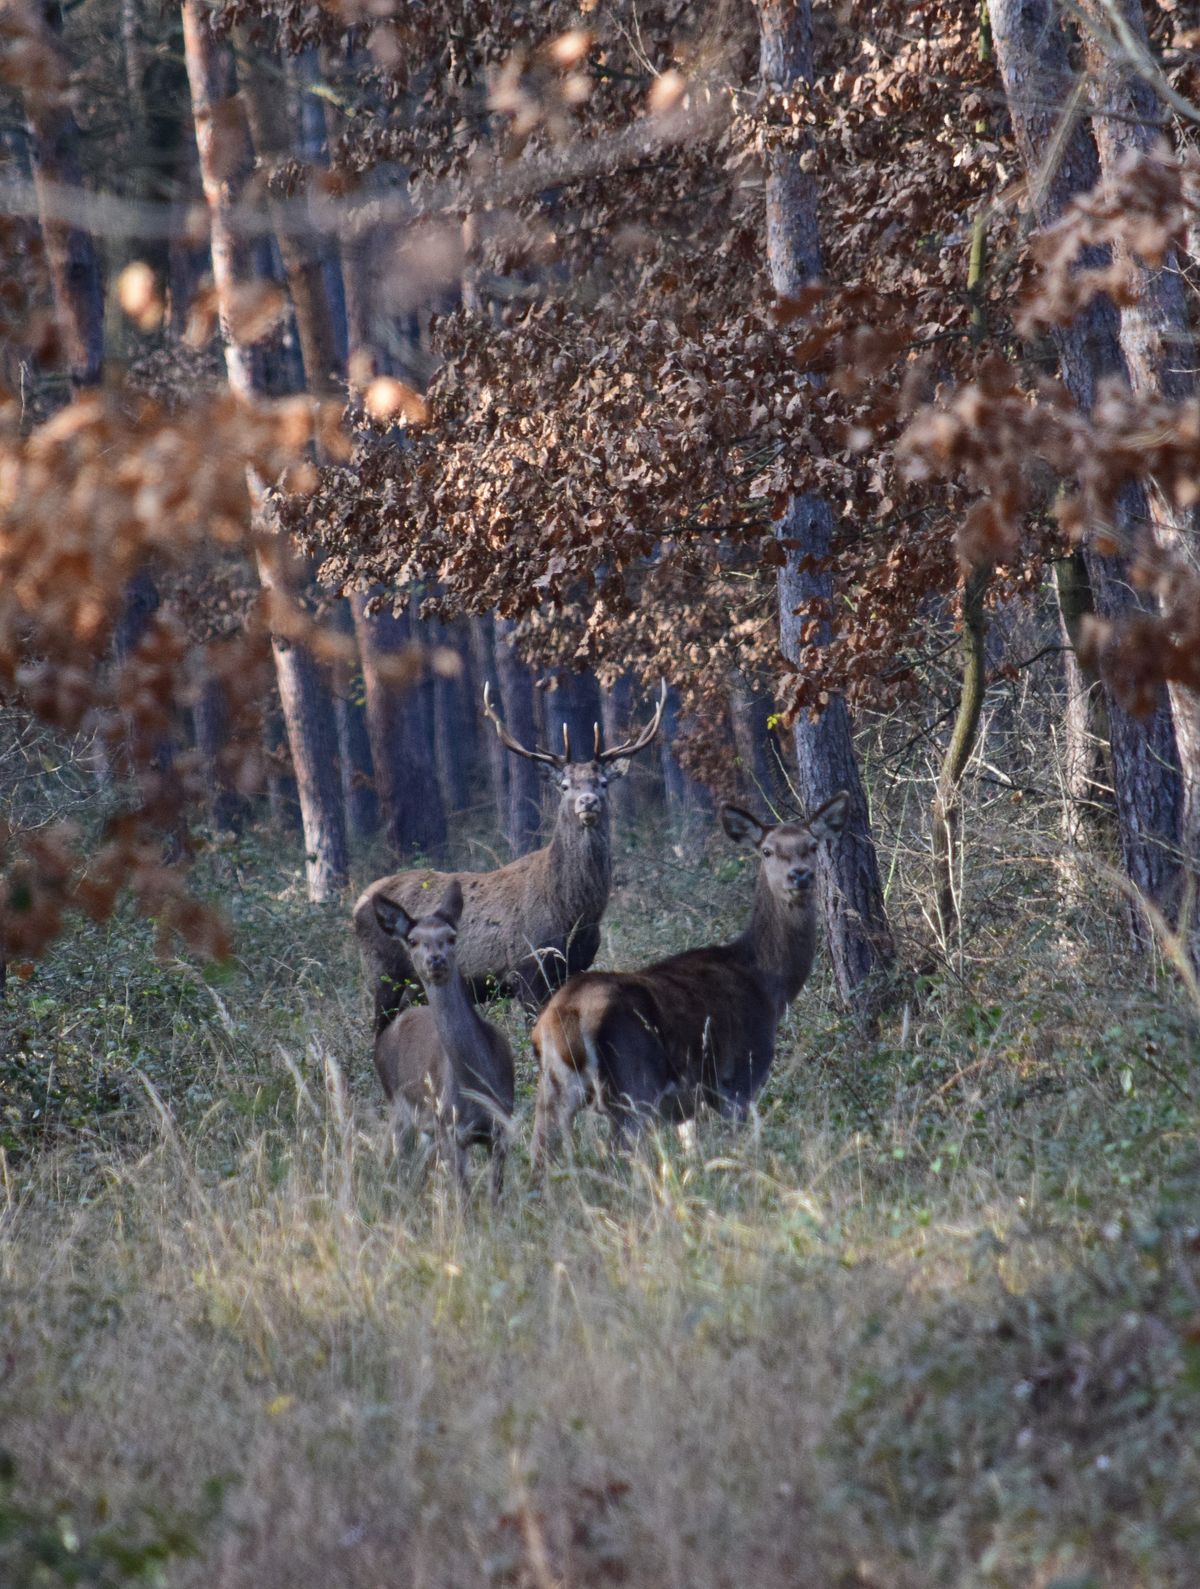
[354,683,665,1026]
[531,795,849,1164]
[372,882,514,1202]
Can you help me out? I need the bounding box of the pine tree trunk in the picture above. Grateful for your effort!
[601,674,643,822]
[331,601,379,841]
[756,0,895,1008]
[193,673,250,834]
[543,669,603,763]
[431,619,474,814]
[22,1,104,390]
[494,618,542,855]
[182,0,348,901]
[730,678,789,810]
[350,595,446,859]
[990,0,1181,927]
[469,615,511,841]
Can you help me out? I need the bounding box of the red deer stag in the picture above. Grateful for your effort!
[372,881,514,1202]
[530,793,849,1168]
[354,681,667,1028]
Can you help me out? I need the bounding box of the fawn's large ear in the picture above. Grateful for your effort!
[721,803,770,849]
[373,894,416,940]
[434,879,464,928]
[809,791,850,842]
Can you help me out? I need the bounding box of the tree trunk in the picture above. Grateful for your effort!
[350,594,447,859]
[494,618,542,855]
[1053,551,1113,843]
[932,565,989,941]
[22,1,104,390]
[431,618,474,814]
[193,673,251,834]
[658,687,712,831]
[991,0,1182,927]
[730,678,789,810]
[469,615,511,841]
[600,674,643,823]
[756,0,895,1008]
[182,0,348,901]
[543,668,603,763]
[330,600,379,841]
[1078,0,1200,918]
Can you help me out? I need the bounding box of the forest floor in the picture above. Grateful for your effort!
[2,808,1200,1588]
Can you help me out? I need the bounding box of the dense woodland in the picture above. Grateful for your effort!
[3,0,1200,1584]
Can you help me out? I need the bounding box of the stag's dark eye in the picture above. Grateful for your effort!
[599,778,608,789]
[762,846,773,857]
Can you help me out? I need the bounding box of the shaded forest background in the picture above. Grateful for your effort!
[3,0,1200,988]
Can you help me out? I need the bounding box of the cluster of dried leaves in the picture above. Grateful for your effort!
[0,388,350,961]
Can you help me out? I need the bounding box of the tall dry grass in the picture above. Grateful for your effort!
[3,691,1200,1586]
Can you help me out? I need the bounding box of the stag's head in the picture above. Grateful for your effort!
[482,680,667,832]
[721,793,850,905]
[373,880,464,987]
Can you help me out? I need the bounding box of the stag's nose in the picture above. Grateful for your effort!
[787,865,813,889]
[576,792,601,818]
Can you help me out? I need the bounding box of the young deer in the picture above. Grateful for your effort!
[530,793,849,1168]
[372,881,514,1202]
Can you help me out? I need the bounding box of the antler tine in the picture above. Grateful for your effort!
[593,720,602,760]
[599,679,669,762]
[562,721,571,762]
[482,680,562,767]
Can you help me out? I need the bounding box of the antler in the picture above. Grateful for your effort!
[599,679,669,763]
[482,680,563,768]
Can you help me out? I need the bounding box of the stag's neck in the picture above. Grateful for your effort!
[736,873,816,1011]
[545,806,612,915]
[425,973,492,1079]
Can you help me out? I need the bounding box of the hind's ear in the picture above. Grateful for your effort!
[809,791,850,841]
[373,894,416,940]
[435,879,464,927]
[721,803,770,849]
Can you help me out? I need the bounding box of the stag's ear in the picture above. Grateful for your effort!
[721,803,769,849]
[809,790,850,842]
[539,760,565,784]
[434,879,464,928]
[604,757,632,781]
[373,894,416,940]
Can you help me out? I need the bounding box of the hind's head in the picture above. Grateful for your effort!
[373,880,464,987]
[720,793,850,905]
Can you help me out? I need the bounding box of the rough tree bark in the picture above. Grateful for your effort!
[430,617,474,814]
[494,618,542,855]
[756,0,896,1007]
[730,678,790,810]
[1078,0,1200,910]
[182,0,348,901]
[1053,550,1114,842]
[469,615,511,841]
[600,674,643,823]
[991,0,1182,926]
[350,595,447,859]
[22,1,104,390]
